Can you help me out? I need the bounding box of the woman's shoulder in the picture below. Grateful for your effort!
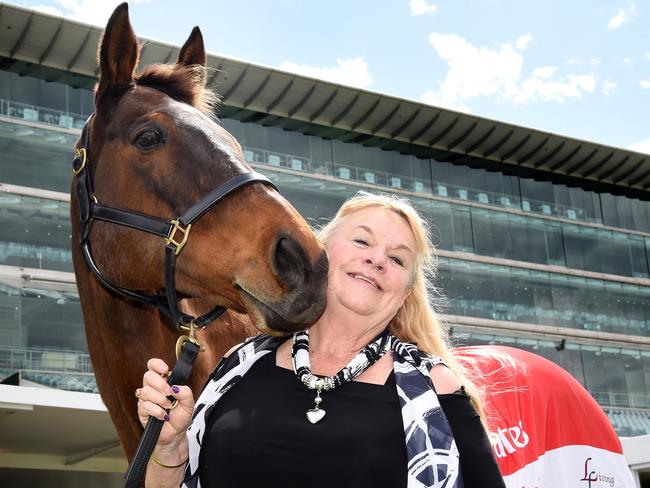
[223,333,283,358]
[391,335,444,366]
[202,334,273,386]
[429,363,463,394]
[391,336,461,394]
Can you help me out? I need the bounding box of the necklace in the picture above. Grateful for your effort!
[291,328,391,424]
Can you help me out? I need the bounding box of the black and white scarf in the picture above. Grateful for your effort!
[182,334,462,488]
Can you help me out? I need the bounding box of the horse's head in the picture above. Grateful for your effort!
[72,3,327,334]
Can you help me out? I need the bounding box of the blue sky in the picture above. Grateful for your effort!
[12,0,650,154]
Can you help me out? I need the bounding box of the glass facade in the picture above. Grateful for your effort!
[1,64,649,436]
[223,117,650,233]
[0,281,86,363]
[437,257,650,336]
[0,120,79,192]
[0,66,94,127]
[455,331,650,410]
[0,191,72,272]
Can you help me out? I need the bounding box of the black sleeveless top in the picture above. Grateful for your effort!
[198,350,504,488]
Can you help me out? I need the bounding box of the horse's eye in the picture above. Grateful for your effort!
[135,129,163,149]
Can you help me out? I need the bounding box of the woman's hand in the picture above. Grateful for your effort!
[137,358,194,449]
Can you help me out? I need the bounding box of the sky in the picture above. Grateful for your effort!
[10,0,650,155]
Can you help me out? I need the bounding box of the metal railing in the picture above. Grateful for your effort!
[593,389,650,409]
[242,145,587,221]
[448,297,650,337]
[243,146,432,194]
[602,406,650,437]
[0,346,93,374]
[0,98,88,130]
[0,189,73,270]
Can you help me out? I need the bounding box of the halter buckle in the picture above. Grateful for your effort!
[72,147,87,176]
[175,321,205,359]
[165,219,192,256]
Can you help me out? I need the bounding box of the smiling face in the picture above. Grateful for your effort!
[324,207,417,326]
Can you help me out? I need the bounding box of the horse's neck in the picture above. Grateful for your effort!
[78,271,256,389]
[73,255,257,458]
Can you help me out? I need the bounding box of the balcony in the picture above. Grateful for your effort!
[242,145,586,221]
[243,146,432,195]
[603,407,650,437]
[0,98,88,130]
[0,346,97,393]
[0,346,92,373]
[0,188,72,272]
[448,296,650,336]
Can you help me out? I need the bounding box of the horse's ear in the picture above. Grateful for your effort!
[177,26,207,68]
[96,2,139,100]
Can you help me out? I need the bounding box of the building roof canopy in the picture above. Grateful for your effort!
[1,3,649,197]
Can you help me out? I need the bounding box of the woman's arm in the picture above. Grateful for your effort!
[137,358,195,488]
[438,389,506,488]
[430,364,505,487]
[144,441,188,488]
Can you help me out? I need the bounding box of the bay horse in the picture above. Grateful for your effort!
[70,3,327,460]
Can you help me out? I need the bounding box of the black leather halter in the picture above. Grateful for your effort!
[72,114,277,331]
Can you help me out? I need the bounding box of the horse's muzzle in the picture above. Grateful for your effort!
[239,247,328,333]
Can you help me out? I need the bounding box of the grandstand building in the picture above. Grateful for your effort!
[0,3,649,486]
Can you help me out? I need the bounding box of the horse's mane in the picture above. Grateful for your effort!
[135,64,219,116]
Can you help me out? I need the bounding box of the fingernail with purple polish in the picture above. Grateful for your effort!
[163,414,169,422]
[171,385,180,394]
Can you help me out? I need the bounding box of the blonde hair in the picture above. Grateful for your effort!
[319,192,486,420]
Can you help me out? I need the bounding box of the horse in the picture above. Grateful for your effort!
[70,3,328,460]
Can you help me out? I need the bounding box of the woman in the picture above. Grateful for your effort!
[137,192,505,488]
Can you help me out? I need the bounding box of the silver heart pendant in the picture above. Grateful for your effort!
[306,408,326,424]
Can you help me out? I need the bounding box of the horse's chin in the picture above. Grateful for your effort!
[236,286,309,335]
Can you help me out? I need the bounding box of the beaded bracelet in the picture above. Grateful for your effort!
[151,454,188,469]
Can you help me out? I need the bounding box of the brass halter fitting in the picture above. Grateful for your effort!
[175,321,205,359]
[165,219,192,256]
[72,147,87,175]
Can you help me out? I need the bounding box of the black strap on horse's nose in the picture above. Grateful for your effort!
[72,114,278,331]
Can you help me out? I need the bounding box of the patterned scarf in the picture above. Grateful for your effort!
[182,334,462,488]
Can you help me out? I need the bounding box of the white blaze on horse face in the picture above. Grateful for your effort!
[324,207,415,324]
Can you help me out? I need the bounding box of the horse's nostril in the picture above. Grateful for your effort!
[273,235,307,288]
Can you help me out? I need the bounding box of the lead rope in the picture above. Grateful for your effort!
[123,323,204,488]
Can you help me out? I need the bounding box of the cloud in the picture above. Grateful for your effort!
[515,74,596,103]
[514,34,532,51]
[421,89,472,113]
[409,0,438,16]
[34,0,150,26]
[279,57,373,89]
[602,79,617,94]
[629,138,650,155]
[567,57,600,67]
[32,4,64,16]
[531,66,556,79]
[421,33,597,110]
[423,33,523,110]
[607,3,637,30]
[639,79,650,89]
